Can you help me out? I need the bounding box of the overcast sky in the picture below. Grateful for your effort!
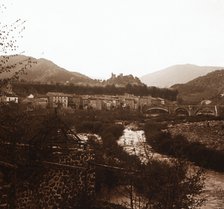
[2,0,224,79]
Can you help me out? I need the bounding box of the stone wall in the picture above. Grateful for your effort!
[0,182,11,209]
[0,144,95,209]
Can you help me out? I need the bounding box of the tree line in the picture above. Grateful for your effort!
[13,82,178,101]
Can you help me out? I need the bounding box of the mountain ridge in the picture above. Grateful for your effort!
[140,64,222,88]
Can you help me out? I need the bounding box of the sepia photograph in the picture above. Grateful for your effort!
[0,0,224,208]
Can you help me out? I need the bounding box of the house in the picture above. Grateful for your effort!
[81,95,90,110]
[68,95,82,109]
[27,94,34,99]
[102,99,113,110]
[47,92,70,108]
[89,97,102,110]
[151,97,165,106]
[21,94,35,105]
[0,93,19,103]
[138,96,152,111]
[0,82,18,103]
[35,97,48,108]
[21,94,48,110]
[122,98,135,110]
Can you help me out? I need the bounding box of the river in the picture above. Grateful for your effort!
[117,124,224,209]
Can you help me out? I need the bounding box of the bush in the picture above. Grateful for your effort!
[134,159,204,209]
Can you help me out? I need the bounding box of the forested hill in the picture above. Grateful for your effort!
[172,69,224,104]
[0,55,96,85]
[13,82,178,101]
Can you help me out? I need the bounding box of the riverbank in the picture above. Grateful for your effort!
[168,120,224,151]
[118,124,224,209]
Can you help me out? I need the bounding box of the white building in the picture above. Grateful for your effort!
[0,94,18,103]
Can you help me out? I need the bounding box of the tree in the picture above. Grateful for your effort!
[134,159,205,209]
[0,5,38,206]
[0,3,35,92]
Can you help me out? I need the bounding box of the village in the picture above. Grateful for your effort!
[0,89,166,111]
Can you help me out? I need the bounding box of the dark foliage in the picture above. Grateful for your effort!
[134,159,204,209]
[76,120,103,134]
[91,201,128,209]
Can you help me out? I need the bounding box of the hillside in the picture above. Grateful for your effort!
[140,64,222,88]
[172,70,224,104]
[0,55,96,85]
[0,55,146,87]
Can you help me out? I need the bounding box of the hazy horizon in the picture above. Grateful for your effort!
[2,0,224,79]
